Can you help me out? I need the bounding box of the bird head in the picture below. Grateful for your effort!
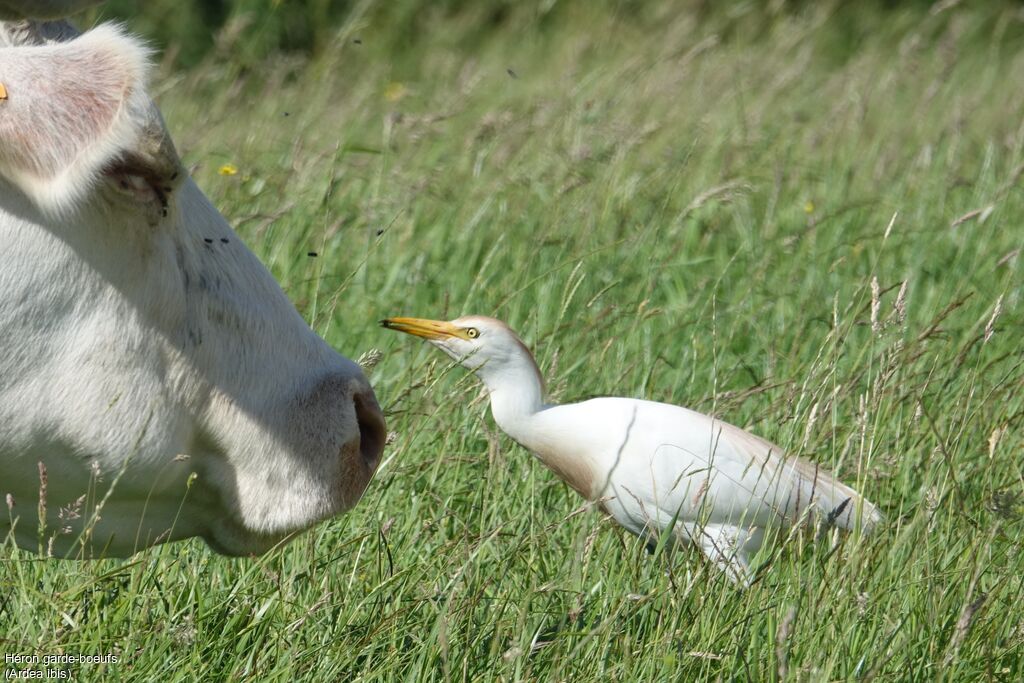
[380,315,543,390]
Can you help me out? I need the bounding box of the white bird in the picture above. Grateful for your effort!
[382,315,882,586]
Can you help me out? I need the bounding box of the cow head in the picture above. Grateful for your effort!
[0,16,387,557]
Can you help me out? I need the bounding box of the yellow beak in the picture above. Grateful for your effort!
[380,317,469,341]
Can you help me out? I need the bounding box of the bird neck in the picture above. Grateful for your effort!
[479,357,601,500]
[477,356,547,438]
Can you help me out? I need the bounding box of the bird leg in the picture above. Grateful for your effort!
[688,523,765,588]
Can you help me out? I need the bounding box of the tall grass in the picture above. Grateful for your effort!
[3,2,1023,680]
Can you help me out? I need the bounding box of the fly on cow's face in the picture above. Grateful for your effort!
[220,238,229,244]
[203,238,213,244]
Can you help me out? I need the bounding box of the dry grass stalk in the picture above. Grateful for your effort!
[776,605,798,680]
[871,276,882,334]
[983,295,1003,343]
[943,594,987,667]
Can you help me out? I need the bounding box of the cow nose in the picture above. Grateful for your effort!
[352,387,386,472]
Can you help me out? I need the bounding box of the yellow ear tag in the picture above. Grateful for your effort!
[0,83,7,100]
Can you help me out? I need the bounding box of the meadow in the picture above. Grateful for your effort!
[2,1,1023,679]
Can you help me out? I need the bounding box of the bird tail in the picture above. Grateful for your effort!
[786,458,884,533]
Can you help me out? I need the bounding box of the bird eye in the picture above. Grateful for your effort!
[466,328,479,339]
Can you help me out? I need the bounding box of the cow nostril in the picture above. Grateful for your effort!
[352,390,386,471]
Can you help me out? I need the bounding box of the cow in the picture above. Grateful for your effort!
[0,5,387,558]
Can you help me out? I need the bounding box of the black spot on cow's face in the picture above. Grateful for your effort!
[175,244,189,290]
[196,273,224,294]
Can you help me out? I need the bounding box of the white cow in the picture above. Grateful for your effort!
[0,9,387,557]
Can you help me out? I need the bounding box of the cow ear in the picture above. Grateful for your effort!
[0,23,183,217]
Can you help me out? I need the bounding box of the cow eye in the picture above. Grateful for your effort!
[466,328,479,339]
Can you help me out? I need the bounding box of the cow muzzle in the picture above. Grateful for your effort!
[336,381,386,508]
[352,386,386,476]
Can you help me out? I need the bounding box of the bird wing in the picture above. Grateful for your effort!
[648,412,883,531]
[716,421,876,528]
[580,398,882,533]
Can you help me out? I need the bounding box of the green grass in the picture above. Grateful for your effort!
[3,2,1024,680]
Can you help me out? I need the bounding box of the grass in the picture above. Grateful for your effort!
[3,1,1024,680]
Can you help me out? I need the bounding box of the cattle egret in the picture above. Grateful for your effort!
[382,315,883,586]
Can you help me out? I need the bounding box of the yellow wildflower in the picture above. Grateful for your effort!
[384,82,407,103]
[219,163,239,176]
